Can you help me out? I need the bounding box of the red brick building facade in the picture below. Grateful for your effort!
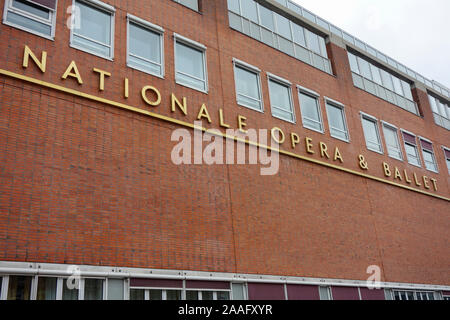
[0,0,448,300]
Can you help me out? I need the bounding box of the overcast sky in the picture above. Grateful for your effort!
[291,0,450,89]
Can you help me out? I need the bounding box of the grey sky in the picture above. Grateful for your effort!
[291,0,450,89]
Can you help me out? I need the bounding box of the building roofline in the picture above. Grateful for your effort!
[257,0,450,102]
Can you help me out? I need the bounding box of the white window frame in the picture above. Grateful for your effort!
[126,14,165,78]
[0,274,36,300]
[2,0,57,40]
[174,33,208,93]
[324,97,350,143]
[81,277,106,300]
[69,0,115,60]
[297,85,324,133]
[400,129,422,168]
[418,136,438,173]
[381,121,403,161]
[233,58,263,113]
[393,290,435,301]
[185,288,231,300]
[267,72,295,124]
[360,112,383,154]
[129,286,183,300]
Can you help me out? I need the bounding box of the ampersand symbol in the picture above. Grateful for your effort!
[359,155,369,170]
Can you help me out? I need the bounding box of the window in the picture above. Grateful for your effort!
[174,34,208,93]
[129,288,181,300]
[348,52,359,74]
[107,279,124,300]
[298,87,323,133]
[361,114,382,153]
[382,123,403,160]
[37,277,57,300]
[172,0,199,12]
[84,278,104,300]
[319,286,332,300]
[3,0,57,39]
[231,283,246,300]
[70,0,115,59]
[268,74,295,123]
[233,59,263,112]
[393,290,434,301]
[444,148,450,175]
[62,278,79,300]
[325,99,349,142]
[127,15,164,78]
[428,94,450,130]
[185,290,230,300]
[348,52,417,115]
[419,138,438,173]
[7,276,32,300]
[227,1,331,74]
[401,131,421,167]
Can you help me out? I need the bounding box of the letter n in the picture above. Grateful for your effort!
[23,45,47,73]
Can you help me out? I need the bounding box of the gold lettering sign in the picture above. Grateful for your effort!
[3,45,447,201]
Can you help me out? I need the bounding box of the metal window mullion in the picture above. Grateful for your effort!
[1,276,9,300]
[237,92,261,103]
[176,70,206,83]
[272,104,293,114]
[79,278,85,300]
[72,32,111,49]
[128,52,162,67]
[302,116,322,125]
[56,278,63,300]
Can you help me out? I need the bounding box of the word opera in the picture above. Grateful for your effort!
[10,45,441,195]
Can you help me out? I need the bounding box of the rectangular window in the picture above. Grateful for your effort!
[62,278,79,300]
[298,88,323,133]
[174,34,208,93]
[84,278,104,300]
[36,277,57,300]
[402,131,421,167]
[428,94,450,130]
[319,286,332,300]
[444,148,450,175]
[347,52,359,74]
[326,99,349,142]
[275,13,292,40]
[393,290,434,301]
[268,74,295,123]
[127,15,164,78]
[233,60,263,112]
[3,0,57,39]
[357,57,372,80]
[361,115,383,153]
[129,289,145,300]
[419,138,438,173]
[7,276,32,300]
[70,0,115,59]
[107,279,124,300]
[382,123,403,160]
[172,0,199,12]
[231,283,246,300]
